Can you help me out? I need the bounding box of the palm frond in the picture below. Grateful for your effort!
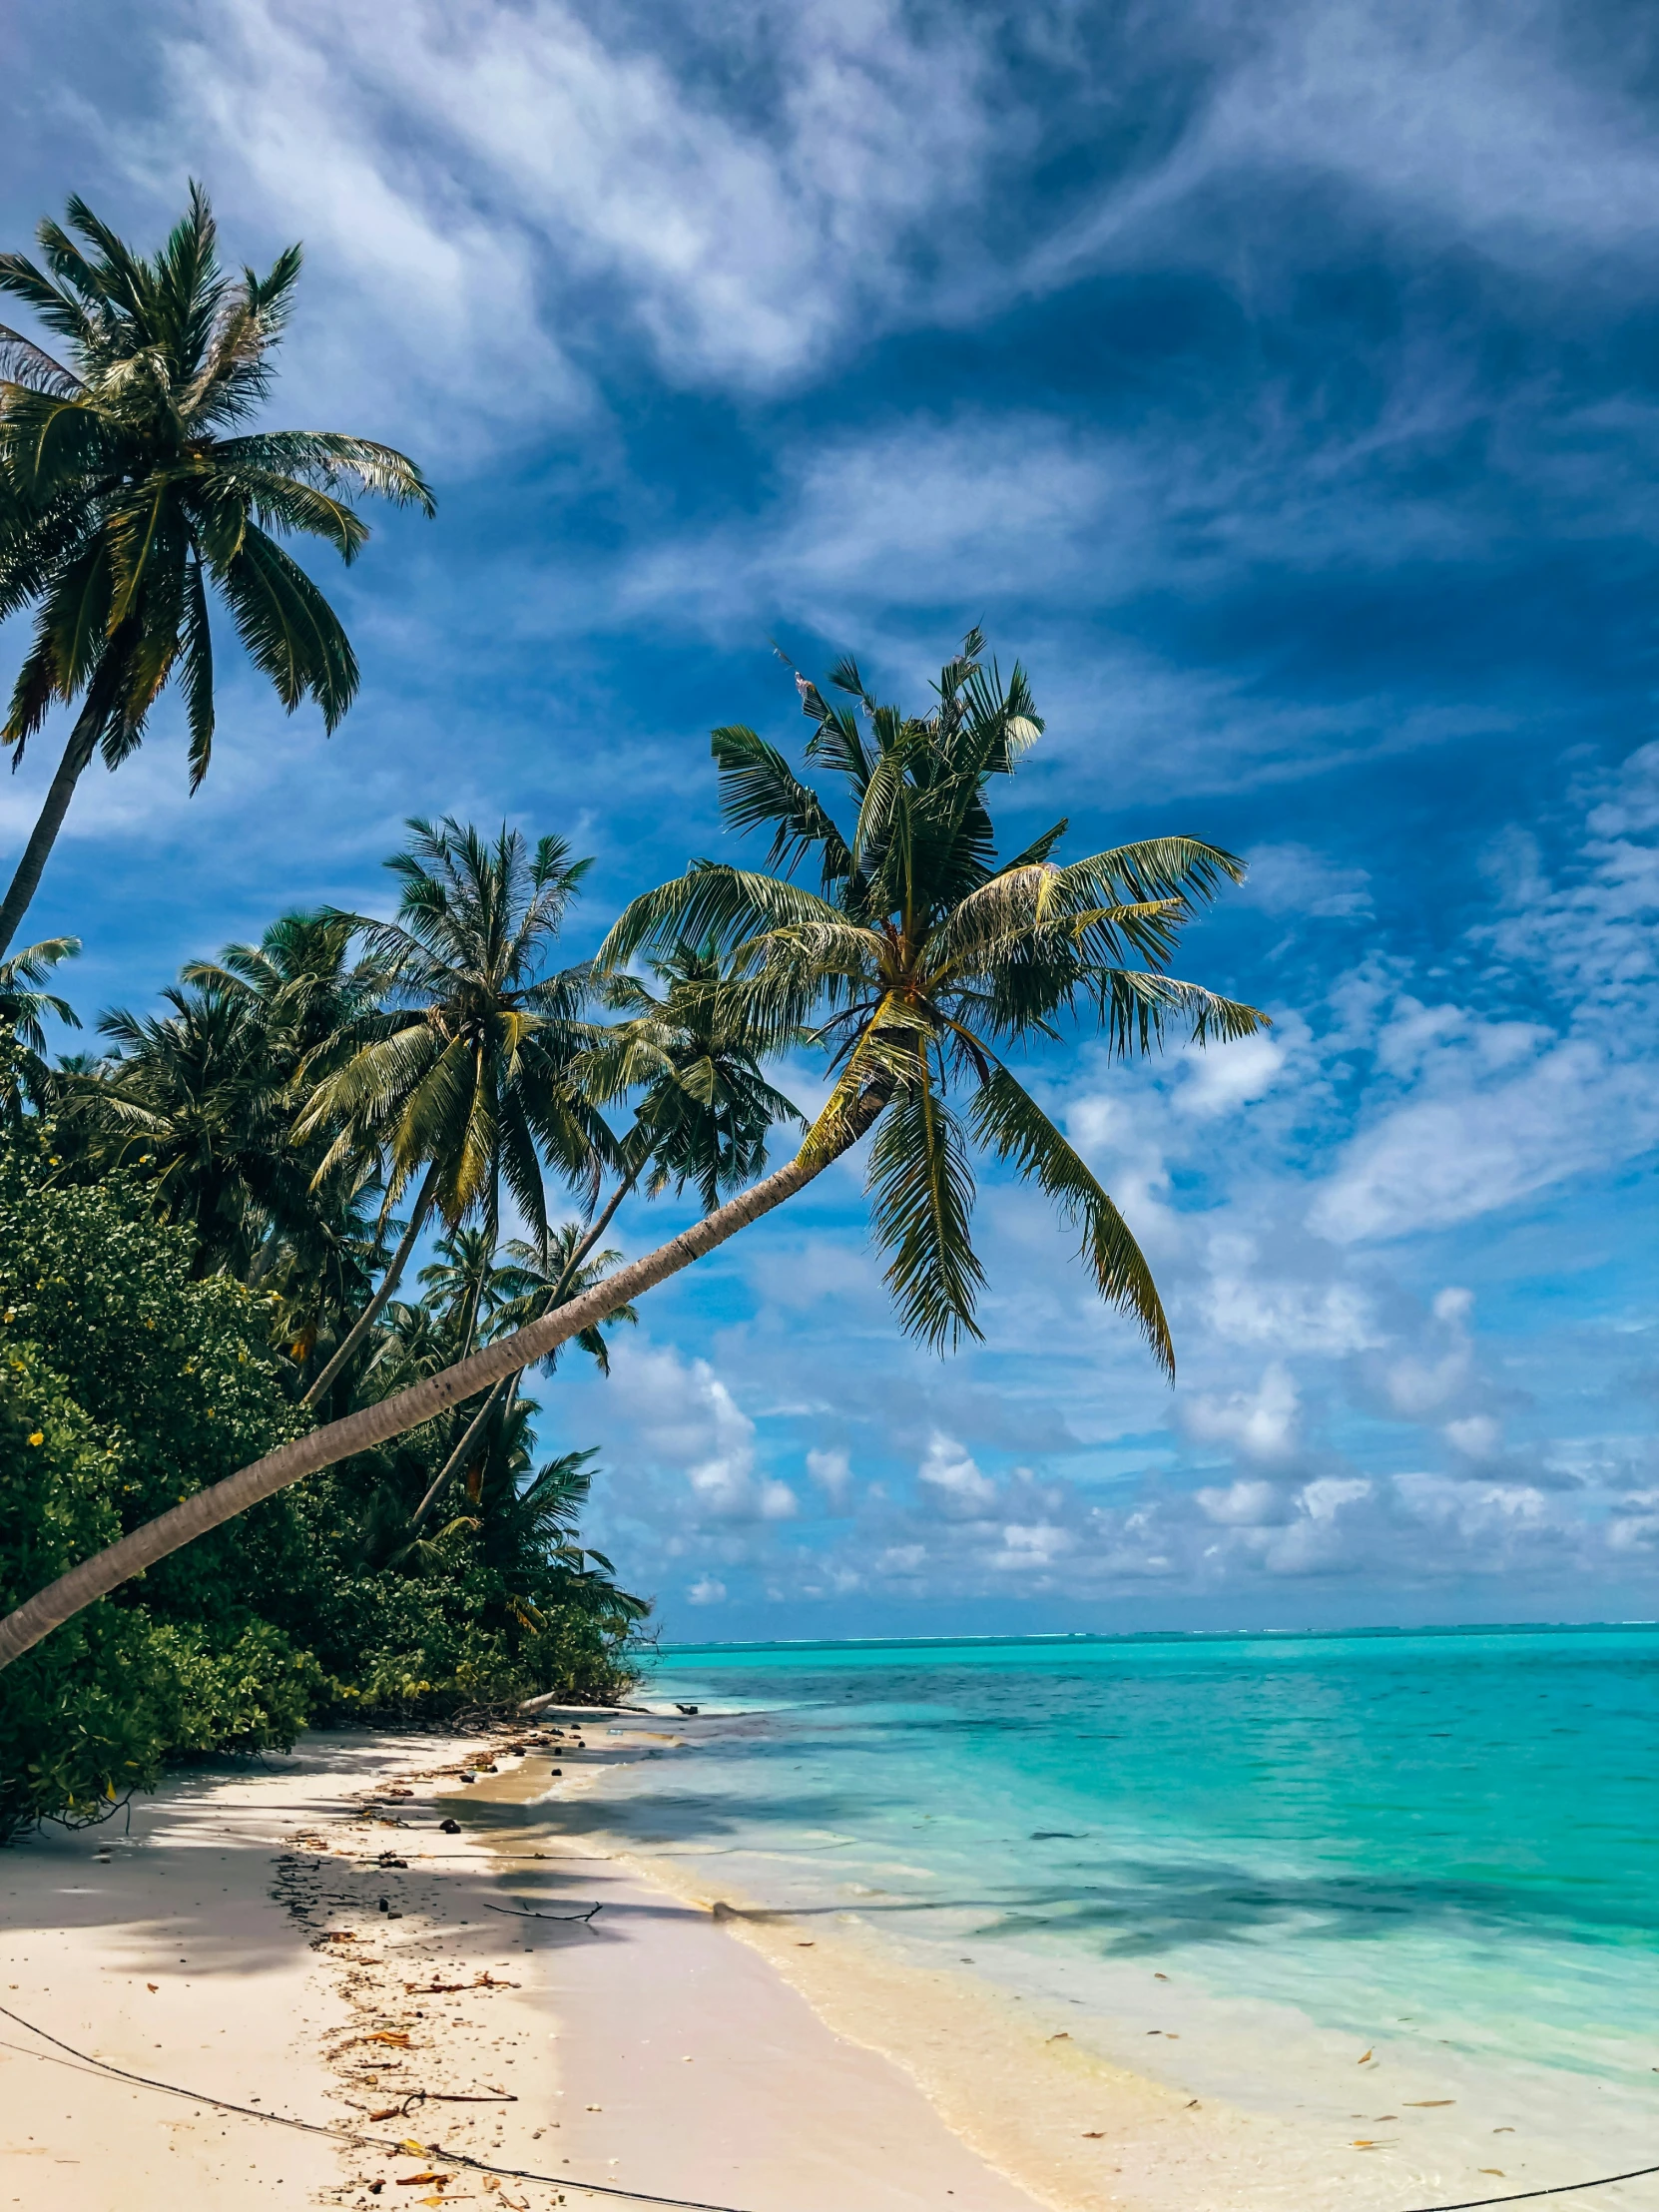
[866,1059,984,1351]
[711,724,852,885]
[967,1064,1173,1378]
[0,322,84,397]
[181,554,215,788]
[598,863,850,971]
[218,525,359,727]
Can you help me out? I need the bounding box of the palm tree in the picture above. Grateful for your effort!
[398,1218,640,1537]
[600,631,1265,1356]
[0,932,78,1123]
[58,912,390,1298]
[63,979,294,1278]
[292,818,606,1407]
[181,908,393,1355]
[593,939,805,1214]
[0,185,434,954]
[355,1223,634,1546]
[0,632,1265,1669]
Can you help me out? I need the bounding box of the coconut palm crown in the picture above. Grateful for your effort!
[600,631,1268,1371]
[0,185,434,955]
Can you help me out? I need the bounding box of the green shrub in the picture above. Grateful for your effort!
[0,1150,645,1838]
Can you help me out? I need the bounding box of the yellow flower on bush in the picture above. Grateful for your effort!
[26,1430,43,1446]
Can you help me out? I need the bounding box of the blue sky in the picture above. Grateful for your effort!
[4,0,1658,1638]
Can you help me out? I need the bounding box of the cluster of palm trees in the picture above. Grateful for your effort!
[0,187,1266,1674]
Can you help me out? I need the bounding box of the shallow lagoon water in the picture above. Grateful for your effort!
[624,1627,1659,2107]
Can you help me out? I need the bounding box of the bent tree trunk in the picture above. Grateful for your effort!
[300,1163,441,1409]
[0,678,115,961]
[0,1085,887,1671]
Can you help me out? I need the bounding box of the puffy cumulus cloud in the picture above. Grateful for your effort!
[1354,1285,1479,1419]
[1200,1233,1384,1357]
[987,1521,1074,1573]
[1175,1028,1293,1120]
[1184,1363,1303,1461]
[597,1339,799,1524]
[806,1447,853,1510]
[1196,1477,1291,1527]
[917,1432,998,1512]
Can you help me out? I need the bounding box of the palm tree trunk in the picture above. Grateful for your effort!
[0,1079,889,1671]
[300,1163,440,1409]
[0,681,112,960]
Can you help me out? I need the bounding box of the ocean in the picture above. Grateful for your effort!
[595,1625,1659,2202]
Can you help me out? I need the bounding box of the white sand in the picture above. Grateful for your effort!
[0,1725,1052,2211]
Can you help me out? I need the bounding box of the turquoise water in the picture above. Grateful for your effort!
[626,1628,1659,2097]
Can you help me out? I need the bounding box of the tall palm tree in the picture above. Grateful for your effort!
[293,818,606,1407]
[0,185,434,954]
[0,632,1266,1669]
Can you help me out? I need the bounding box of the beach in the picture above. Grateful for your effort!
[5,1638,1656,2212]
[0,1719,1053,2211]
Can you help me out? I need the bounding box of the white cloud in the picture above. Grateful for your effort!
[807,1447,853,1508]
[1177,1028,1291,1118]
[603,1340,799,1523]
[1300,1474,1372,1522]
[142,0,1005,438]
[917,1431,997,1510]
[1030,0,1659,295]
[1184,1363,1302,1461]
[1240,842,1374,920]
[687,1576,728,1605]
[1202,1233,1383,1356]
[989,1522,1073,1571]
[1196,1478,1289,1526]
[1444,1413,1503,1461]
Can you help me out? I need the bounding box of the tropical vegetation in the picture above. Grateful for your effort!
[0,634,1264,1735]
[0,165,1263,1852]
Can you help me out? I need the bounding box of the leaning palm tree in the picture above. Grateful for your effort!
[0,185,434,954]
[0,632,1266,1669]
[292,817,606,1407]
[600,632,1266,1356]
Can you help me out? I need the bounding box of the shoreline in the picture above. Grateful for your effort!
[7,1708,1647,2212]
[0,1718,1053,2210]
[549,1709,1659,2212]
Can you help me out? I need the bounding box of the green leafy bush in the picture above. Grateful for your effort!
[0,1151,645,1839]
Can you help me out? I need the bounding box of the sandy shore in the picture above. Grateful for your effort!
[0,1719,1053,2211]
[3,1712,1583,2212]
